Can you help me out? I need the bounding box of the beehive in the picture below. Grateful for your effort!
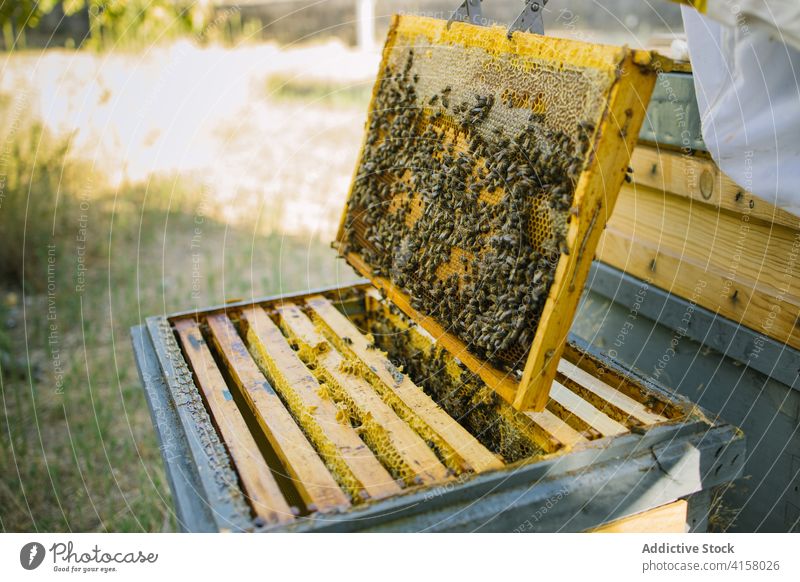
[132,17,744,532]
[153,284,701,529]
[335,15,660,411]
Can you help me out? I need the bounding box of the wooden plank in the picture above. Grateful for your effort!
[629,145,800,230]
[364,289,570,456]
[305,295,503,474]
[598,185,800,350]
[558,359,666,426]
[174,319,295,525]
[239,306,401,502]
[345,253,519,404]
[549,381,628,437]
[522,410,588,450]
[562,342,682,420]
[276,303,451,486]
[590,500,688,533]
[598,228,800,353]
[205,313,350,513]
[611,184,800,301]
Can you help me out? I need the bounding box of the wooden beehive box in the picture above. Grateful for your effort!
[335,15,663,411]
[131,17,744,532]
[134,283,742,531]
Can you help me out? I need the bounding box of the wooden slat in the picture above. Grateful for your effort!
[598,227,800,352]
[365,289,570,456]
[611,183,800,300]
[599,183,800,350]
[557,359,666,426]
[239,306,401,501]
[205,313,350,513]
[346,253,519,404]
[549,381,628,437]
[523,410,588,450]
[305,295,503,474]
[630,145,800,230]
[512,48,657,412]
[590,500,688,533]
[174,319,295,526]
[276,303,450,486]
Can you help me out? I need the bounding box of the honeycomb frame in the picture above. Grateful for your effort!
[335,15,661,411]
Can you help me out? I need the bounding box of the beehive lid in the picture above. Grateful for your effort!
[334,15,661,411]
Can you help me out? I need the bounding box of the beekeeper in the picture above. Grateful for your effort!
[676,0,800,215]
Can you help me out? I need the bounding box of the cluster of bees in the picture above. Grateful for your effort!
[366,306,541,463]
[344,48,592,371]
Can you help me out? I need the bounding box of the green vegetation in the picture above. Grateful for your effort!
[0,114,357,532]
[266,74,373,109]
[1,1,262,50]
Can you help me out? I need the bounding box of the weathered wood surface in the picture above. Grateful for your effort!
[306,295,503,474]
[240,306,401,502]
[598,176,800,351]
[277,303,451,486]
[175,318,295,525]
[206,313,350,513]
[558,359,666,426]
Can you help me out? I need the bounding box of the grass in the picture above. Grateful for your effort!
[0,120,359,532]
[265,74,372,109]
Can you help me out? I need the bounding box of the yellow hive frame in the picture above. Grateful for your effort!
[335,15,661,411]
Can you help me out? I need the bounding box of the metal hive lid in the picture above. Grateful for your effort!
[334,14,662,411]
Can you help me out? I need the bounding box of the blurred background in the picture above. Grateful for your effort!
[0,0,683,532]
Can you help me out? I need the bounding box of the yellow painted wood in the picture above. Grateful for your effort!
[305,295,503,474]
[239,306,401,502]
[335,14,661,412]
[549,381,628,437]
[174,318,295,525]
[590,500,688,533]
[276,303,451,486]
[558,359,666,426]
[515,50,659,411]
[205,313,350,513]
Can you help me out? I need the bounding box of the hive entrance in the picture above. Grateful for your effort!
[336,15,658,410]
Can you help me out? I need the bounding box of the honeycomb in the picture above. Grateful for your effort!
[365,298,545,463]
[277,309,450,486]
[338,16,620,373]
[243,322,374,501]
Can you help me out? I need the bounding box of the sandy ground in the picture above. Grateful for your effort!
[0,40,379,238]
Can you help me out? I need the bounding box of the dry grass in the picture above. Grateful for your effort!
[0,46,365,531]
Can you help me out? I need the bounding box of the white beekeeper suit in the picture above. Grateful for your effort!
[680,1,800,215]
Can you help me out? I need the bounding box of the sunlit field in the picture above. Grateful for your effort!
[0,40,371,531]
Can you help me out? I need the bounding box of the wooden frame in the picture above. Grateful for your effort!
[153,284,688,526]
[131,283,745,531]
[334,15,661,411]
[589,500,688,533]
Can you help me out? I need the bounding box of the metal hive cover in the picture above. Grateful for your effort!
[335,15,660,411]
